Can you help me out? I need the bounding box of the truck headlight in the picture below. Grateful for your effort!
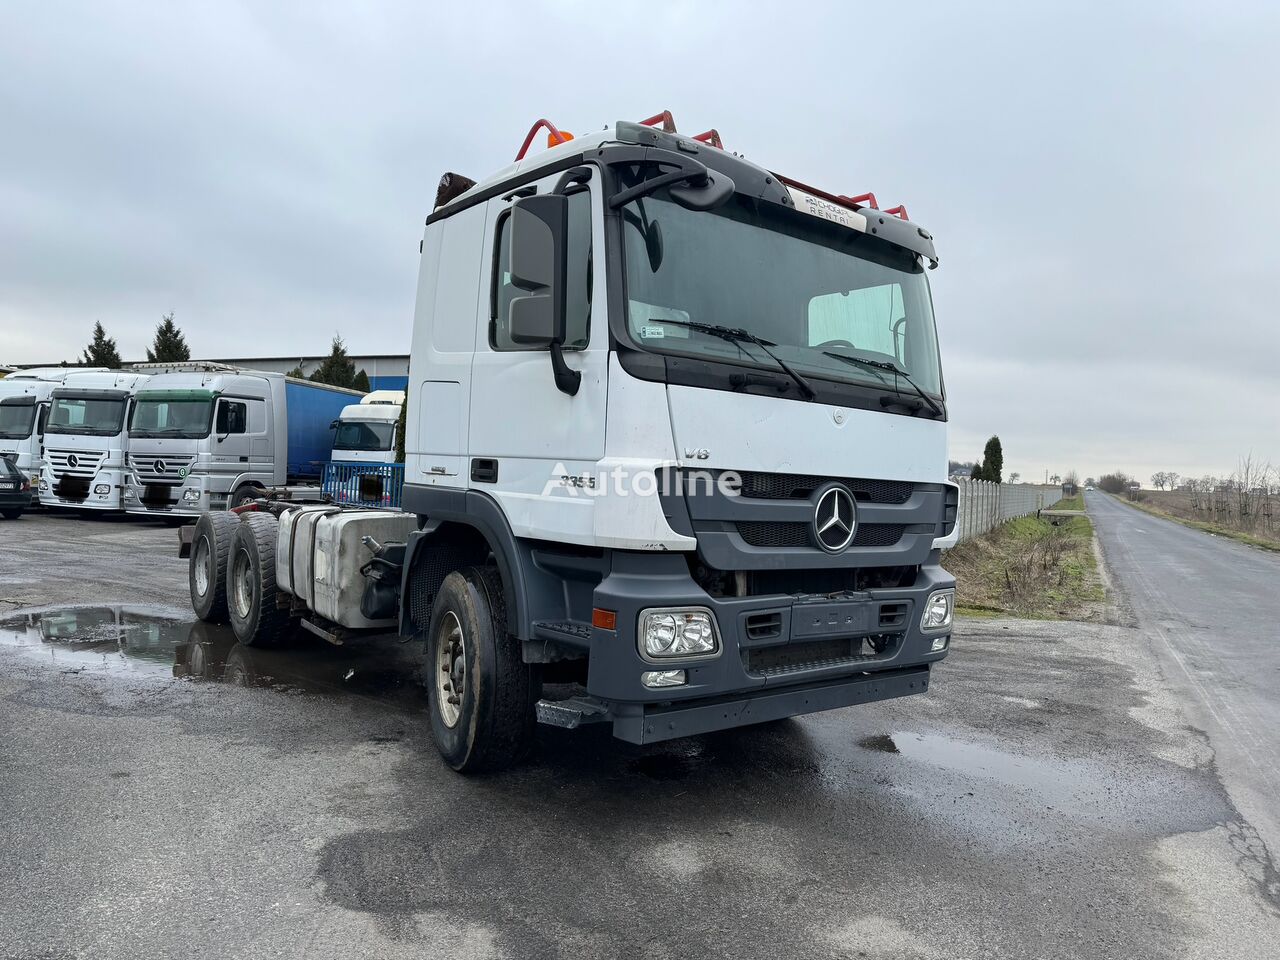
[39,478,49,491]
[93,483,111,495]
[921,590,954,631]
[183,489,201,502]
[639,608,719,659]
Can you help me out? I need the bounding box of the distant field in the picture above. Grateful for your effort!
[1121,489,1280,551]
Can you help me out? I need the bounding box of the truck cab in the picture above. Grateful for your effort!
[0,368,108,498]
[399,117,957,766]
[330,390,405,465]
[40,371,150,511]
[125,368,359,516]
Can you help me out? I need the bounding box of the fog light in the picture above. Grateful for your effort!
[930,635,949,652]
[642,670,687,688]
[124,488,138,500]
[93,483,111,495]
[183,489,201,503]
[39,478,49,491]
[921,589,954,631]
[639,608,720,659]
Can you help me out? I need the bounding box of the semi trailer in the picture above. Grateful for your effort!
[125,366,361,517]
[186,113,958,772]
[40,371,151,511]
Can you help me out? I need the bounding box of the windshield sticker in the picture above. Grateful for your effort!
[640,325,666,339]
[786,186,868,232]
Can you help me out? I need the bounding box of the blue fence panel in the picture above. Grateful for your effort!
[323,462,405,510]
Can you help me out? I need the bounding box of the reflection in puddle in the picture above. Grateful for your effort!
[0,606,425,707]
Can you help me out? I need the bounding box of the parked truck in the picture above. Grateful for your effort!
[40,371,151,511]
[330,390,405,465]
[0,367,108,499]
[186,113,958,772]
[125,366,361,517]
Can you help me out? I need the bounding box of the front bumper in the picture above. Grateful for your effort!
[40,469,127,510]
[584,551,953,741]
[125,476,225,517]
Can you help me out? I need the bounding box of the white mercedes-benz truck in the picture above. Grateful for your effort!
[125,366,361,517]
[186,114,958,772]
[330,390,405,465]
[1,367,107,500]
[41,371,151,511]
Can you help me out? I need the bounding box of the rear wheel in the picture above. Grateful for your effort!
[190,512,238,623]
[228,512,290,647]
[426,566,540,773]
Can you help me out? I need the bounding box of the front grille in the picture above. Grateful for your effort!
[737,471,913,504]
[129,454,196,484]
[736,521,905,549]
[745,633,904,677]
[46,448,106,478]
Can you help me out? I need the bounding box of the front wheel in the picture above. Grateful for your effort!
[1,509,22,520]
[426,567,540,773]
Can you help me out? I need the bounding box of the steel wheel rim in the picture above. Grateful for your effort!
[231,548,253,621]
[435,611,466,728]
[193,535,210,597]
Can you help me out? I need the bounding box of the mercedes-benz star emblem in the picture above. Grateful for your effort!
[67,453,79,470]
[153,459,167,474]
[814,485,857,553]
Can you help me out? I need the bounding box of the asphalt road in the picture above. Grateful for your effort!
[1,510,1278,959]
[1087,490,1280,882]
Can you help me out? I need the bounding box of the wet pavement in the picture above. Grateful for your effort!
[1,510,1278,959]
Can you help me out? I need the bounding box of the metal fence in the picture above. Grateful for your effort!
[322,462,405,510]
[953,480,1060,544]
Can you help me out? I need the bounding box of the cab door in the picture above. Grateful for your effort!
[466,169,609,538]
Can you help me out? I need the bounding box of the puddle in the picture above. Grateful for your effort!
[855,731,1116,816]
[0,605,425,707]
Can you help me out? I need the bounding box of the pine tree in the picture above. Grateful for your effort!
[82,322,123,367]
[309,335,357,389]
[353,369,371,393]
[284,365,307,379]
[982,436,1004,484]
[146,312,191,363]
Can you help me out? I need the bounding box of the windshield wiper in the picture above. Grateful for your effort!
[821,350,943,417]
[648,319,817,401]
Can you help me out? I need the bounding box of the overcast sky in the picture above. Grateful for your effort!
[2,1,1277,484]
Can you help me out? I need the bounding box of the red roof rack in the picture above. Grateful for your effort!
[515,119,572,161]
[883,205,909,220]
[692,129,723,149]
[639,110,677,132]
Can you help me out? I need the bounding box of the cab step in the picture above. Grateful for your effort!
[535,696,610,729]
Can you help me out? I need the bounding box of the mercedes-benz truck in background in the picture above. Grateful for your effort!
[186,114,958,772]
[0,368,108,500]
[125,366,360,516]
[330,390,405,465]
[40,371,151,511]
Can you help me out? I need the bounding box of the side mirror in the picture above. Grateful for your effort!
[330,419,339,430]
[507,194,568,348]
[507,193,581,395]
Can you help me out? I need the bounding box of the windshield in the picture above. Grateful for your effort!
[333,420,395,452]
[622,194,943,397]
[130,398,214,439]
[46,395,127,436]
[0,402,36,440]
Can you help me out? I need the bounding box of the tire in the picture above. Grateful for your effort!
[1,509,21,520]
[227,512,290,647]
[426,566,540,773]
[190,512,238,623]
[229,485,260,509]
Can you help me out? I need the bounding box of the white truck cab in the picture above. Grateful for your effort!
[330,390,405,465]
[188,114,958,772]
[40,371,150,510]
[1,368,108,496]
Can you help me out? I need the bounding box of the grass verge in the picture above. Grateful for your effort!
[1110,494,1280,553]
[944,502,1106,621]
